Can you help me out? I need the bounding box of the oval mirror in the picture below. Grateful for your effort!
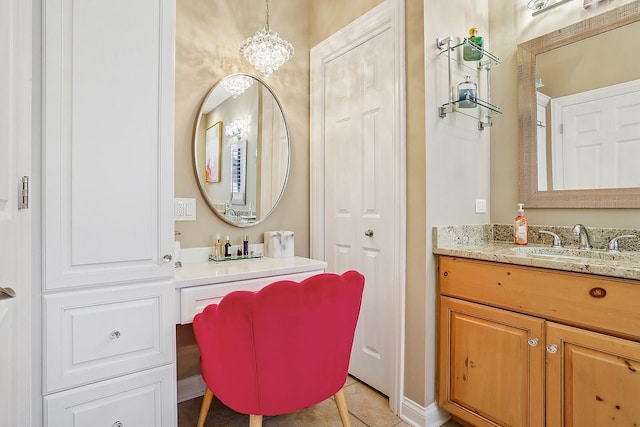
[193,73,290,226]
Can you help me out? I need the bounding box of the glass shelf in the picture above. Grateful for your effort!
[441,97,502,115]
[209,253,263,263]
[438,39,501,70]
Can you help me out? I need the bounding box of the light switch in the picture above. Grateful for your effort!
[475,199,487,214]
[174,198,196,221]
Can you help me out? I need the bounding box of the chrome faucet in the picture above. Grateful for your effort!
[539,230,562,248]
[572,224,592,250]
[607,234,638,252]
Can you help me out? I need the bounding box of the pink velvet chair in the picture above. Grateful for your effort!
[192,270,365,427]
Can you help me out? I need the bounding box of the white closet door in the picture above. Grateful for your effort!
[317,3,404,397]
[43,0,175,290]
[0,0,31,425]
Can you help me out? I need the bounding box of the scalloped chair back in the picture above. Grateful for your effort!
[192,270,365,427]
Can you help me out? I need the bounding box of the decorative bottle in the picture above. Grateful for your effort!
[243,235,249,256]
[224,236,232,257]
[457,76,477,108]
[514,203,529,246]
[463,27,484,61]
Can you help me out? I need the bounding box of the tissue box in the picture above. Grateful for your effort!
[264,231,295,258]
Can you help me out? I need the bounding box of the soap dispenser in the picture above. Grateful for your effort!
[463,27,484,61]
[514,203,529,245]
[457,76,477,108]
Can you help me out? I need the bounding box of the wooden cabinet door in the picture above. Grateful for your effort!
[439,297,545,427]
[546,322,640,427]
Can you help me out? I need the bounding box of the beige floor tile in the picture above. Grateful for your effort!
[440,420,464,427]
[263,397,366,427]
[178,375,420,427]
[341,381,402,427]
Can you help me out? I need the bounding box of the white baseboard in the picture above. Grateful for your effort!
[400,397,451,427]
[177,374,206,403]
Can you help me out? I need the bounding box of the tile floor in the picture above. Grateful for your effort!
[178,375,463,427]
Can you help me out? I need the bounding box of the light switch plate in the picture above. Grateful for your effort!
[475,199,487,214]
[174,198,196,221]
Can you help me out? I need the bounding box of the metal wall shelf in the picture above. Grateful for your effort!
[437,36,502,130]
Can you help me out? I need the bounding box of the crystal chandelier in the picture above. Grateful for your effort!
[222,75,254,98]
[239,0,294,76]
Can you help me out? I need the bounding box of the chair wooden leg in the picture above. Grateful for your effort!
[249,414,263,427]
[334,388,352,427]
[197,388,214,427]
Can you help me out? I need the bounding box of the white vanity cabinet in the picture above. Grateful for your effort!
[41,0,176,425]
[175,257,328,324]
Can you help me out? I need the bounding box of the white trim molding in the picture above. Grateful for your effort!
[400,398,451,427]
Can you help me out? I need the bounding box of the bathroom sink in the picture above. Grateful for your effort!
[510,246,638,263]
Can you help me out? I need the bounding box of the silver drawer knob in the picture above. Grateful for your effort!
[528,337,539,347]
[546,344,558,354]
[110,330,121,339]
[163,254,172,263]
[364,229,374,237]
[112,422,123,427]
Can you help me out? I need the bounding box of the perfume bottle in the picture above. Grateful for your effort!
[457,76,477,108]
[224,236,232,257]
[463,27,484,61]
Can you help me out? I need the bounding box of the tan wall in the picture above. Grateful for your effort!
[175,0,311,381]
[310,0,427,406]
[489,0,640,228]
[175,0,312,252]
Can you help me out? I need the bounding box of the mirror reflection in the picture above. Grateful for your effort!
[535,20,640,192]
[193,74,290,226]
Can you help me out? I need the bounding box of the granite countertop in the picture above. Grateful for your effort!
[433,224,640,281]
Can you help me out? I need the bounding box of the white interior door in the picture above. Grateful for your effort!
[551,80,640,190]
[312,0,405,402]
[324,30,396,396]
[0,0,32,426]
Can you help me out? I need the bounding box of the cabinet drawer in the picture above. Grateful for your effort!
[179,271,322,324]
[44,282,175,393]
[438,257,640,341]
[44,365,176,427]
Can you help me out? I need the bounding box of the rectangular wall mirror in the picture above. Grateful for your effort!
[518,1,640,208]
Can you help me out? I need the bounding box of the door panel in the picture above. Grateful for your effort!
[546,322,640,427]
[553,81,640,190]
[439,297,545,427]
[43,0,174,290]
[0,0,31,425]
[324,29,395,395]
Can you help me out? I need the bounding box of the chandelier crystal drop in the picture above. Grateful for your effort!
[239,0,294,76]
[222,75,255,98]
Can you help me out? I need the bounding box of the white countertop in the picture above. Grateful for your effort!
[174,256,328,289]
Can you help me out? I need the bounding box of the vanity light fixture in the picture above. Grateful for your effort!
[225,119,246,139]
[583,0,604,8]
[528,0,573,16]
[239,0,294,76]
[222,75,254,98]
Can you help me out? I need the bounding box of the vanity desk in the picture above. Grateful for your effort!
[175,255,327,324]
[433,224,640,427]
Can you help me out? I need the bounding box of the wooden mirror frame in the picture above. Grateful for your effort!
[518,0,640,208]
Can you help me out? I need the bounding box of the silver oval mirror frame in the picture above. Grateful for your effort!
[193,73,290,226]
